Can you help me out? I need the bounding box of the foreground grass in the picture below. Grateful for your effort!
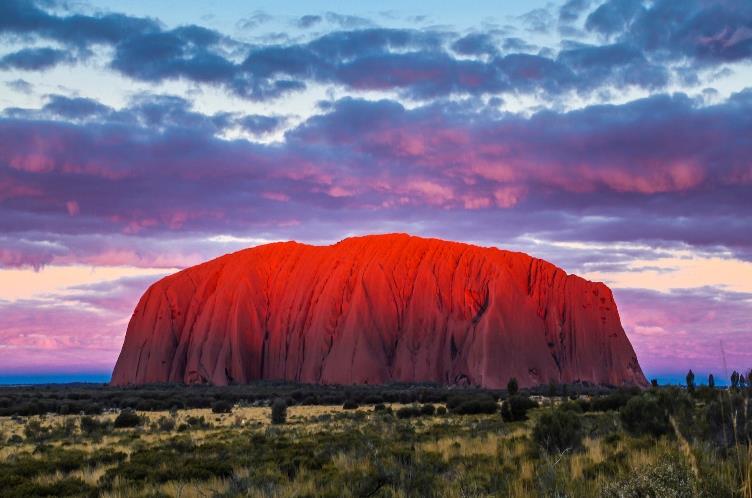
[1,392,750,497]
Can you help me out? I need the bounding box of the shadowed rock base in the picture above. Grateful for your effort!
[111,234,647,388]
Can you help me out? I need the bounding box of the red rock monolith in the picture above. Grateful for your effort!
[111,233,647,388]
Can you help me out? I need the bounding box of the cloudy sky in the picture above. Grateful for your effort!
[1,0,751,383]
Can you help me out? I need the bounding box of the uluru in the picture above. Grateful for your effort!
[111,234,647,388]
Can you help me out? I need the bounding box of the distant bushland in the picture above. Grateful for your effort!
[0,381,664,417]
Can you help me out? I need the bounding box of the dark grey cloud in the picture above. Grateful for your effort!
[324,12,373,29]
[559,0,592,24]
[237,11,272,30]
[297,15,322,29]
[5,78,32,93]
[452,33,498,56]
[585,0,643,36]
[0,46,69,70]
[237,114,286,134]
[587,0,752,63]
[518,7,555,33]
[557,42,669,90]
[4,0,749,102]
[110,25,235,84]
[43,94,111,119]
[0,0,159,47]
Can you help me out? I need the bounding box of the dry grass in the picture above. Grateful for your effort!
[742,444,752,498]
[2,396,750,498]
[419,433,500,459]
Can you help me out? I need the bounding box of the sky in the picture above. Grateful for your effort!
[0,0,751,385]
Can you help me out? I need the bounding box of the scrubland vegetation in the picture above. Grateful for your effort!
[0,380,749,497]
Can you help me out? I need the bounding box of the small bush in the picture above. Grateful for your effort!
[436,406,447,415]
[533,408,583,453]
[211,400,233,414]
[185,415,209,428]
[374,403,387,412]
[23,420,49,441]
[8,477,94,497]
[342,400,359,410]
[156,416,176,432]
[7,434,23,444]
[588,391,633,412]
[396,405,421,419]
[80,416,107,435]
[448,395,498,415]
[420,404,436,416]
[113,409,142,428]
[501,395,537,422]
[603,458,696,497]
[620,395,670,437]
[507,378,519,396]
[271,398,287,425]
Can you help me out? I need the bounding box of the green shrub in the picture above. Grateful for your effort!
[533,408,583,453]
[342,400,359,410]
[5,476,94,498]
[703,393,750,447]
[448,395,498,415]
[396,405,421,419]
[23,420,49,441]
[156,416,176,432]
[620,395,670,437]
[211,400,233,414]
[271,398,287,425]
[113,409,142,428]
[501,395,537,422]
[420,404,436,416]
[436,406,447,415]
[588,391,633,412]
[602,457,696,498]
[80,415,107,435]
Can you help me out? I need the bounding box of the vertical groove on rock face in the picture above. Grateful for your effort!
[111,234,648,388]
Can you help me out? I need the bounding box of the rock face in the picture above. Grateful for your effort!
[111,234,647,388]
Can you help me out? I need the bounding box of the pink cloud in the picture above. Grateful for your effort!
[327,186,354,198]
[617,288,752,376]
[0,178,43,201]
[66,200,80,215]
[262,191,290,202]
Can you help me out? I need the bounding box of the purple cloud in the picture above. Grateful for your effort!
[0,89,751,271]
[617,287,752,376]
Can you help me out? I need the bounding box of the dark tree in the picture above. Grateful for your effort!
[651,379,659,388]
[501,395,537,422]
[731,371,740,389]
[507,378,519,396]
[708,374,715,389]
[686,370,695,393]
[533,408,583,453]
[271,398,287,425]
